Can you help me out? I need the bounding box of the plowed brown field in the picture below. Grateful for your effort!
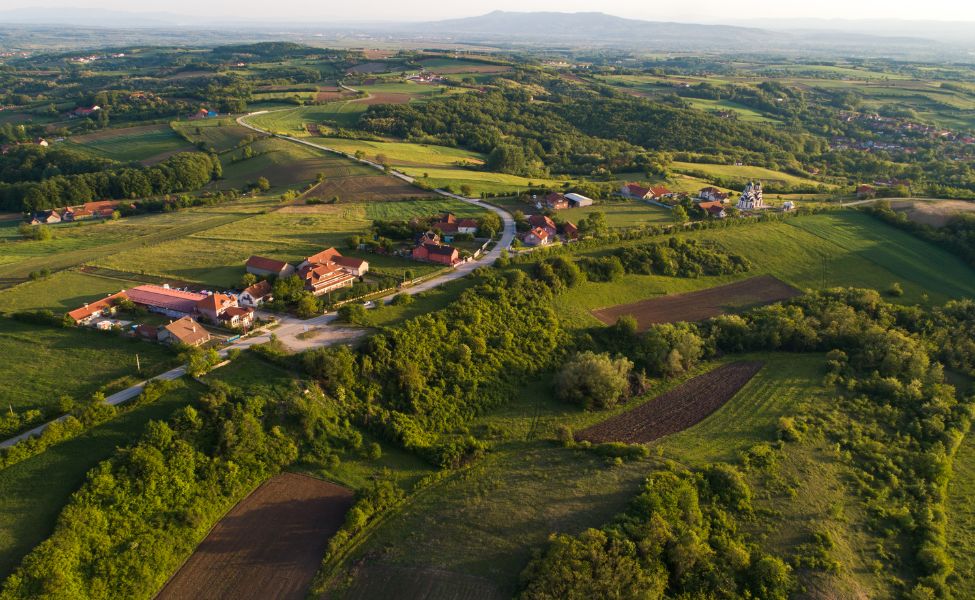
[303,173,427,202]
[592,275,800,330]
[577,361,765,444]
[155,473,353,600]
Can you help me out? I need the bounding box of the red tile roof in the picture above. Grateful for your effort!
[127,285,206,314]
[529,214,556,230]
[246,255,291,273]
[162,317,210,346]
[625,183,651,197]
[333,256,366,269]
[649,185,671,197]
[529,226,550,240]
[305,248,342,264]
[196,293,235,314]
[67,291,127,322]
[242,280,272,299]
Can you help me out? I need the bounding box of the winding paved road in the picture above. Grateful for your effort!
[1,112,515,450]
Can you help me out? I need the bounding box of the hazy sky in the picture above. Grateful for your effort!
[3,0,974,22]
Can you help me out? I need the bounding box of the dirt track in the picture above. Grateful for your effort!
[577,361,765,444]
[156,473,354,600]
[592,275,800,330]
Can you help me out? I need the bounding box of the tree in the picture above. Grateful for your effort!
[255,176,271,192]
[555,351,633,410]
[673,205,689,224]
[296,293,321,318]
[460,184,473,197]
[240,273,257,288]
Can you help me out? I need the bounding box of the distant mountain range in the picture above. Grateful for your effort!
[0,8,970,57]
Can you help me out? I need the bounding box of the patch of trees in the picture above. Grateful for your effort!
[614,237,751,277]
[0,379,366,599]
[519,467,792,599]
[0,151,222,212]
[554,351,635,410]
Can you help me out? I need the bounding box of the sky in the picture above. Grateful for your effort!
[1,0,974,23]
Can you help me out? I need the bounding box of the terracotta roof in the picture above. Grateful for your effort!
[196,293,235,314]
[649,185,671,197]
[220,306,253,320]
[439,213,456,224]
[246,255,291,272]
[305,248,342,264]
[625,183,651,197]
[333,256,366,269]
[529,214,556,229]
[162,317,210,346]
[563,222,578,232]
[421,243,458,256]
[127,285,206,314]
[67,291,127,322]
[457,218,478,228]
[242,280,272,299]
[529,227,550,240]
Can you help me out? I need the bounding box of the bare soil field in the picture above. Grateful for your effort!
[577,361,765,444]
[303,173,427,202]
[890,199,975,227]
[355,92,414,105]
[592,275,801,330]
[156,473,353,600]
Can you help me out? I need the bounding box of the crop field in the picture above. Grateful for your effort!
[171,118,260,153]
[157,473,354,600]
[94,199,480,286]
[555,211,975,327]
[310,137,484,167]
[577,361,766,444]
[671,161,828,188]
[591,275,801,329]
[247,104,369,133]
[215,137,375,191]
[302,172,426,203]
[0,318,177,415]
[418,58,512,74]
[0,381,198,580]
[67,124,195,164]
[0,207,268,286]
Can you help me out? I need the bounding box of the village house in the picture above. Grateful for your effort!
[564,192,594,208]
[417,231,441,246]
[29,210,62,225]
[621,183,653,200]
[72,105,101,117]
[697,201,727,218]
[432,213,479,235]
[736,181,764,210]
[219,306,255,329]
[126,285,207,318]
[239,280,273,308]
[300,248,370,277]
[649,185,673,200]
[157,316,210,347]
[413,242,460,266]
[189,108,218,120]
[528,214,557,237]
[299,263,356,296]
[856,184,877,199]
[541,192,570,211]
[196,293,238,324]
[66,291,128,325]
[34,138,49,147]
[698,187,729,203]
[246,256,296,279]
[563,222,579,240]
[524,226,551,247]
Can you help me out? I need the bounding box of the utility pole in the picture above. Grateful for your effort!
[136,354,141,373]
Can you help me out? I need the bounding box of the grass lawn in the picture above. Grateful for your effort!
[94,199,483,287]
[558,201,673,228]
[0,270,136,314]
[0,380,198,580]
[66,124,195,164]
[0,318,178,415]
[948,424,975,596]
[671,161,828,188]
[215,137,375,191]
[310,137,484,167]
[399,166,575,195]
[171,118,260,153]
[553,211,975,327]
[247,104,368,133]
[683,98,780,123]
